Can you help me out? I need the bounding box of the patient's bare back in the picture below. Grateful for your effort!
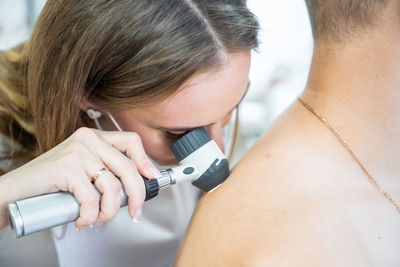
[174,103,400,267]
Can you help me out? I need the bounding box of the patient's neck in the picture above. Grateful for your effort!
[304,34,400,120]
[300,29,400,181]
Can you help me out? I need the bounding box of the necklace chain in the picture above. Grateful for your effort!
[297,97,400,215]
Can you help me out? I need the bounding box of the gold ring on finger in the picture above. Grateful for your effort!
[91,167,109,181]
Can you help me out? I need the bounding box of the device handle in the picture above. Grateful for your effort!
[8,175,162,238]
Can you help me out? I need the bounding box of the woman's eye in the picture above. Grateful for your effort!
[164,131,186,141]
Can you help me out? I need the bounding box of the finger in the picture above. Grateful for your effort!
[102,151,145,219]
[94,171,122,223]
[71,172,100,229]
[95,130,161,179]
[87,135,146,219]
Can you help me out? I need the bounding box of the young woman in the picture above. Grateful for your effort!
[0,0,259,266]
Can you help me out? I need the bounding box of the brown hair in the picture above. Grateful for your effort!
[305,0,388,41]
[0,0,259,171]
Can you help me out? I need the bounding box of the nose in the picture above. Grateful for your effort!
[205,123,225,154]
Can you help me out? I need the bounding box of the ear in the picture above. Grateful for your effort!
[79,96,100,112]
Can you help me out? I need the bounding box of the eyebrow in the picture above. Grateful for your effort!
[158,81,251,133]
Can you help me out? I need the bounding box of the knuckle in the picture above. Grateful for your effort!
[100,175,122,194]
[100,209,117,221]
[128,132,141,144]
[78,215,95,226]
[74,127,97,141]
[78,209,97,225]
[77,216,91,226]
[137,155,151,166]
[111,180,122,194]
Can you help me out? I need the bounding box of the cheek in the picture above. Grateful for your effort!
[114,114,178,165]
[139,132,178,165]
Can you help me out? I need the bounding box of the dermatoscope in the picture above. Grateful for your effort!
[7,128,230,238]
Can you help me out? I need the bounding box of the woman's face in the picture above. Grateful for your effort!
[113,51,251,165]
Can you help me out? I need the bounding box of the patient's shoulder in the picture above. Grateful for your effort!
[175,104,370,266]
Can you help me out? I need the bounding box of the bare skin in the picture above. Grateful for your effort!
[174,1,400,266]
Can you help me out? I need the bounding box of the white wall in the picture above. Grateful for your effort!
[234,0,313,161]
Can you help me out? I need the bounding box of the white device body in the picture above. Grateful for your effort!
[175,139,225,183]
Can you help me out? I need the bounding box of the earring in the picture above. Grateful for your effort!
[86,108,103,130]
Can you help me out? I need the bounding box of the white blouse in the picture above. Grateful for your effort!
[51,181,201,267]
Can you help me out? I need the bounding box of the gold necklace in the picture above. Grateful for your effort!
[297,97,400,215]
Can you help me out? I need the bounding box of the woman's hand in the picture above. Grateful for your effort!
[0,127,161,230]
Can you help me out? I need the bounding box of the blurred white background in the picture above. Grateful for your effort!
[0,0,314,161]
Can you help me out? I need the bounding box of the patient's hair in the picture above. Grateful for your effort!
[0,0,259,171]
[305,0,388,41]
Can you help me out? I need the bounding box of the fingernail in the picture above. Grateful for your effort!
[89,224,93,228]
[133,208,143,223]
[75,227,82,232]
[148,164,162,179]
